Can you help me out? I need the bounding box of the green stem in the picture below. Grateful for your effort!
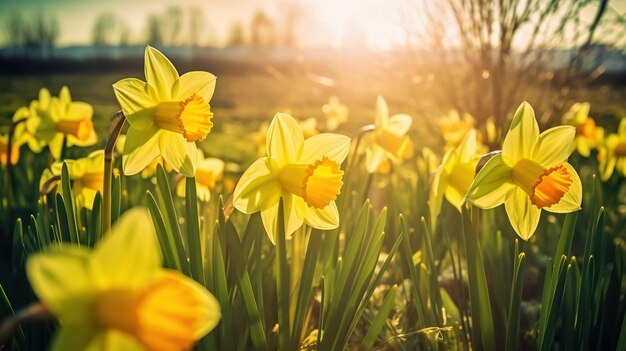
[102,111,125,235]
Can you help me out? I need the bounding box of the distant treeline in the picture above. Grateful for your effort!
[1,4,316,58]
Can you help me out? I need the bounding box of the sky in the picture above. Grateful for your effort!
[0,0,410,49]
[0,0,624,50]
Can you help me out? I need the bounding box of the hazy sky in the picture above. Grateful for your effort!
[0,0,409,49]
[0,0,624,49]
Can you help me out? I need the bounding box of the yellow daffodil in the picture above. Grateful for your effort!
[365,96,413,173]
[562,102,603,157]
[35,87,97,160]
[467,102,582,240]
[40,150,105,210]
[177,150,225,201]
[0,134,20,165]
[300,117,320,139]
[322,96,349,131]
[13,99,45,154]
[438,110,475,149]
[26,207,220,351]
[113,46,216,177]
[429,129,480,231]
[599,117,626,181]
[233,113,350,243]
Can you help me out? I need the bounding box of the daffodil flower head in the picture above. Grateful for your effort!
[365,96,413,173]
[562,102,602,157]
[438,110,475,149]
[40,150,105,210]
[177,150,225,202]
[467,102,583,240]
[113,46,216,177]
[233,113,351,243]
[429,129,480,231]
[322,96,349,131]
[26,207,221,351]
[599,117,626,181]
[12,106,45,154]
[35,87,97,160]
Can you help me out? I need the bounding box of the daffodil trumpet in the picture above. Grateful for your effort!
[466,102,582,240]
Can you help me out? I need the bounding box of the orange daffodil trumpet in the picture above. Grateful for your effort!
[113,46,216,177]
[233,113,350,244]
[365,96,413,173]
[26,208,220,351]
[467,102,582,240]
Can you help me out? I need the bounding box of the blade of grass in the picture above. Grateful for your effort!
[185,176,205,285]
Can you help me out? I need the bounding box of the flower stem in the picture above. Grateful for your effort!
[103,111,125,235]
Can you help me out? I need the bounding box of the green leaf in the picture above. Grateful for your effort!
[185,176,205,285]
[360,285,397,350]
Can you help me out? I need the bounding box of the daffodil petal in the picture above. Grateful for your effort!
[619,118,626,138]
[175,71,217,102]
[467,153,514,209]
[113,78,157,116]
[159,132,197,177]
[59,86,71,106]
[576,137,591,157]
[375,95,388,128]
[504,187,541,240]
[283,193,305,237]
[65,101,93,121]
[502,101,539,165]
[26,246,93,317]
[48,133,65,160]
[531,125,576,167]
[266,113,304,166]
[365,145,386,174]
[386,114,412,136]
[123,128,160,176]
[304,200,340,230]
[145,46,179,100]
[92,207,161,289]
[299,133,351,165]
[544,162,582,213]
[261,201,280,245]
[233,157,281,213]
[51,324,97,351]
[455,129,477,164]
[87,331,143,351]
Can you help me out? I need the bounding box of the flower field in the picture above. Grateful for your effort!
[0,42,625,351]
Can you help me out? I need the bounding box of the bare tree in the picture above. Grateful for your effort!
[227,22,246,47]
[91,13,117,46]
[250,10,276,48]
[187,7,204,47]
[405,0,624,128]
[146,14,163,45]
[162,6,183,46]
